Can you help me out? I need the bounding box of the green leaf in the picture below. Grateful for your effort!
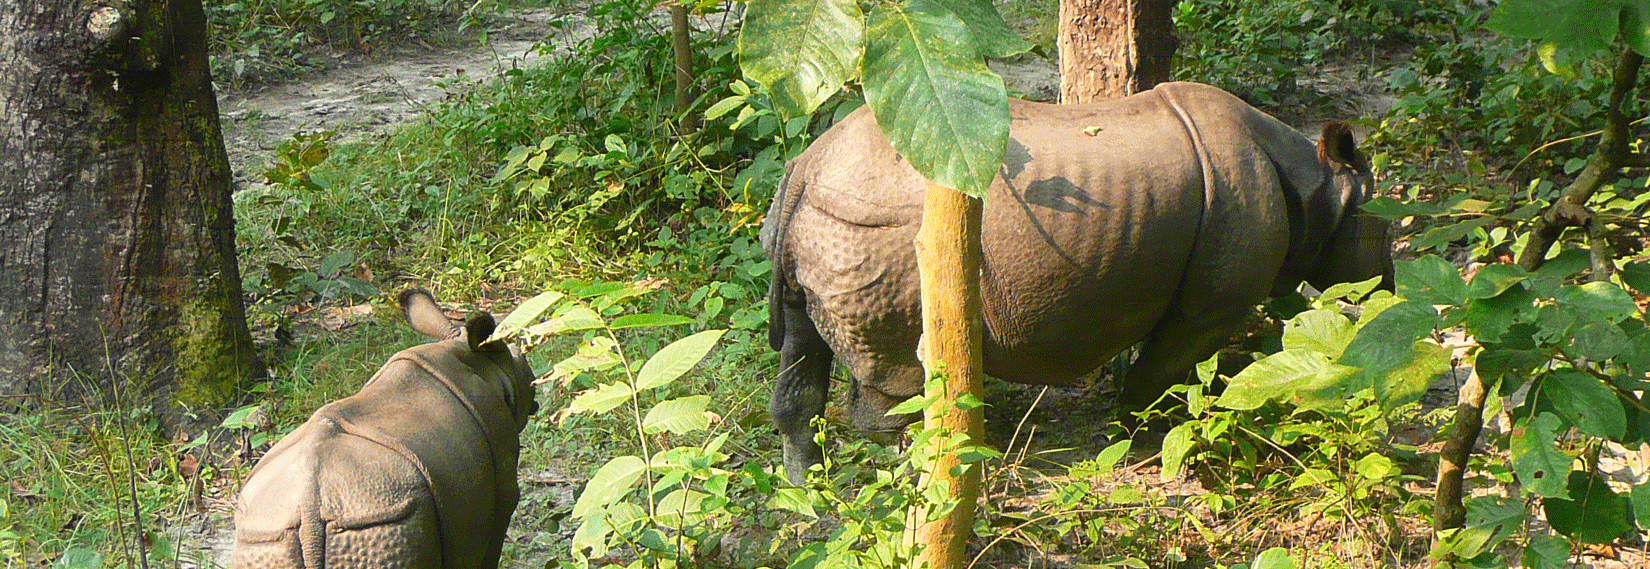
[1340,300,1440,372]
[1464,285,1536,343]
[1555,281,1639,322]
[490,290,567,342]
[863,0,1009,199]
[740,0,864,117]
[1214,349,1334,410]
[1510,413,1573,498]
[1368,340,1451,411]
[567,381,636,415]
[1621,259,1650,294]
[1622,0,1650,55]
[1159,423,1195,482]
[609,313,696,329]
[767,487,819,518]
[1487,0,1623,69]
[1094,440,1132,474]
[1317,275,1385,304]
[1466,263,1530,299]
[643,396,712,434]
[1353,453,1397,480]
[572,455,647,518]
[1409,216,1496,253]
[1632,482,1650,530]
[1522,532,1573,569]
[887,393,936,415]
[220,404,263,429]
[525,305,605,336]
[636,330,726,391]
[1357,196,1449,219]
[53,547,102,569]
[1436,495,1525,559]
[549,336,622,384]
[1396,255,1468,306]
[1543,471,1635,543]
[1546,369,1627,439]
[1282,309,1356,358]
[928,0,1031,58]
[1250,547,1297,569]
[1570,320,1632,361]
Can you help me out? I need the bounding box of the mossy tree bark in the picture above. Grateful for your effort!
[0,0,261,415]
[1057,0,1177,103]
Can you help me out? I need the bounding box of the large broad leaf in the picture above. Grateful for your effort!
[572,455,647,518]
[740,0,864,117]
[635,330,726,391]
[643,395,713,434]
[1545,369,1627,439]
[1464,285,1536,343]
[1543,471,1635,543]
[1281,309,1357,359]
[1396,255,1469,307]
[1434,495,1526,560]
[1622,259,1650,294]
[929,0,1031,58]
[1510,413,1573,498]
[1339,300,1442,379]
[1555,281,1640,322]
[1367,340,1451,411]
[1486,0,1649,71]
[863,0,1010,199]
[1214,349,1349,411]
[1466,263,1530,299]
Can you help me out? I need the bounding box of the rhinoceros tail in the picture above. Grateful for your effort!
[762,163,807,351]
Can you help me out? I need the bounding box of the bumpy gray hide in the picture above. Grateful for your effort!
[232,290,538,568]
[763,82,1393,483]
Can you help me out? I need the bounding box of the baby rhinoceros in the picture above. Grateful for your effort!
[232,289,538,569]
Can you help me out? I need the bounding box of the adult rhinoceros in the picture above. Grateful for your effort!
[232,289,538,568]
[761,81,1392,483]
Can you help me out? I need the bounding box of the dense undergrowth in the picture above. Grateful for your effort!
[7,0,1650,567]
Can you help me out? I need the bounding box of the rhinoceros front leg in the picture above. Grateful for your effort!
[1119,307,1251,412]
[770,301,834,485]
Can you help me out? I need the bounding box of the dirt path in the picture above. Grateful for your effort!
[216,8,590,191]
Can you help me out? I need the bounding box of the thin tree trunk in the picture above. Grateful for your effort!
[910,181,985,569]
[671,2,696,129]
[1433,368,1488,532]
[0,0,261,414]
[1058,0,1176,103]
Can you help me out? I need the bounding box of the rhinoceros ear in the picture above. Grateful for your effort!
[1317,122,1364,171]
[464,313,499,352]
[401,288,462,341]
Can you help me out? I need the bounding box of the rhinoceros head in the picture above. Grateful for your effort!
[1295,122,1394,294]
[400,289,539,428]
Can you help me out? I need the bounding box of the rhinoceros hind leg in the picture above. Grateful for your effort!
[1120,308,1251,412]
[770,301,834,485]
[326,496,440,569]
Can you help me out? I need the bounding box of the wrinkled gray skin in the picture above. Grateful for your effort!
[762,82,1393,483]
[232,289,538,568]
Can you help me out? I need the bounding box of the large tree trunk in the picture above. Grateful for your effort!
[0,0,261,414]
[1058,0,1177,103]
